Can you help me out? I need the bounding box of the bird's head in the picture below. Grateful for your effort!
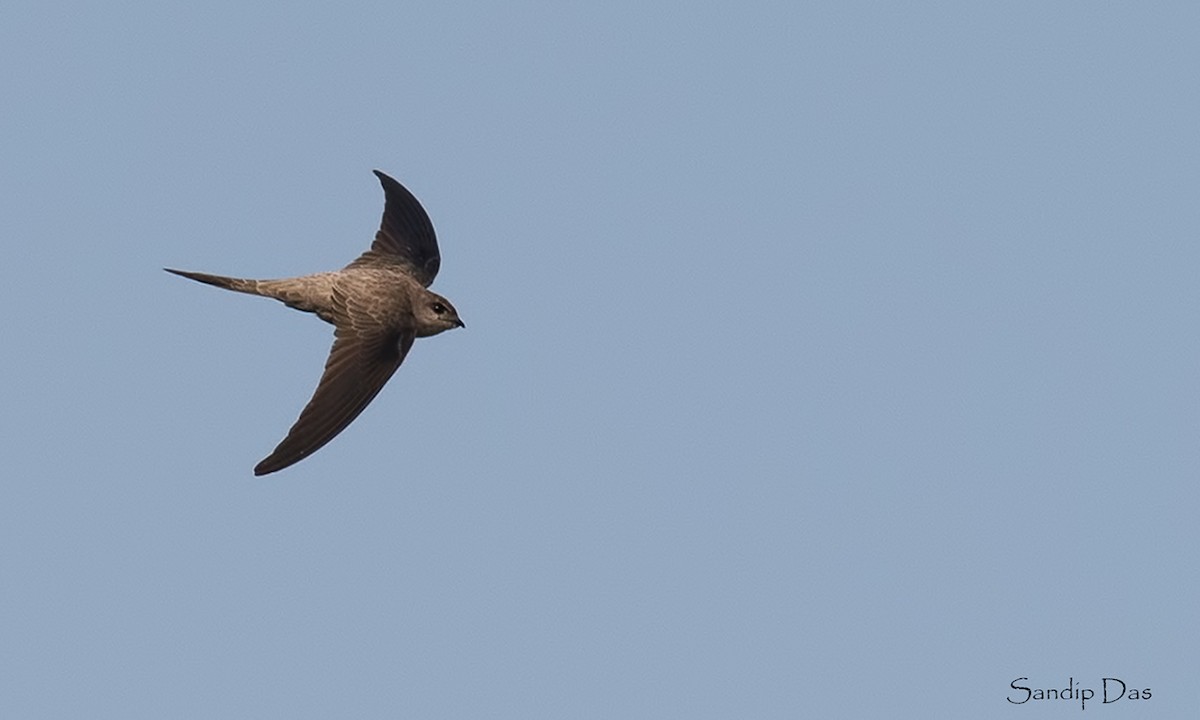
[414,291,465,337]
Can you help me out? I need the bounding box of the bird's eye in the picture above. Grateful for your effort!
[432,303,447,315]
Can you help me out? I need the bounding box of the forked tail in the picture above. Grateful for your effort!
[165,267,335,321]
[164,268,263,295]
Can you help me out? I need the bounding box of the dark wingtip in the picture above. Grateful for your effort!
[254,448,305,476]
[373,169,405,197]
[253,457,279,476]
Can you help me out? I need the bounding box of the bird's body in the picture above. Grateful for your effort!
[167,170,463,476]
[168,265,447,333]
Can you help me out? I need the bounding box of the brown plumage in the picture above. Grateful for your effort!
[166,170,464,475]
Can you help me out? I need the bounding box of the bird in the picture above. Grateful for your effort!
[166,170,464,476]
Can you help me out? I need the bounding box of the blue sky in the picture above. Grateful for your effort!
[2,1,1197,717]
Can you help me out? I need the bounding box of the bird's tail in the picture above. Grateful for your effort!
[166,267,336,321]
[164,268,265,296]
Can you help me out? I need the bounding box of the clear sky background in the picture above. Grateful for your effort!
[2,1,1197,717]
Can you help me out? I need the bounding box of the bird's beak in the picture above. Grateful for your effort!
[455,319,466,329]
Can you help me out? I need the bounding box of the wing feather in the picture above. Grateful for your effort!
[346,170,440,286]
[253,294,415,475]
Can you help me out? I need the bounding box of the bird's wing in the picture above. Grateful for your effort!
[253,294,414,476]
[346,170,440,287]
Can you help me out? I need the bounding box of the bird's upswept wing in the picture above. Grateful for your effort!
[346,170,441,286]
